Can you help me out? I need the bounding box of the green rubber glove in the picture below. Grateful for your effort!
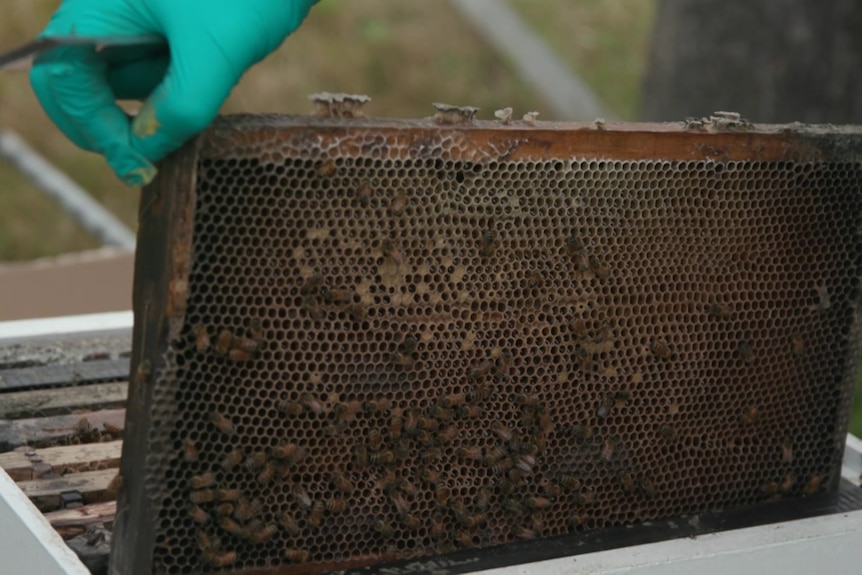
[30,0,319,186]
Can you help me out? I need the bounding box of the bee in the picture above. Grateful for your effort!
[234,498,263,522]
[526,496,552,510]
[324,288,353,305]
[804,475,822,495]
[430,405,454,422]
[211,412,235,436]
[706,303,731,319]
[650,338,672,360]
[537,412,553,435]
[105,473,123,498]
[249,524,278,545]
[215,503,234,517]
[326,498,348,513]
[526,270,543,288]
[589,254,609,280]
[601,438,617,461]
[737,342,755,364]
[272,442,306,465]
[279,512,301,536]
[420,468,441,484]
[781,473,796,494]
[575,248,590,272]
[403,409,419,436]
[308,501,325,527]
[330,473,354,494]
[346,303,368,322]
[400,478,419,497]
[381,239,404,265]
[370,451,395,466]
[285,548,310,563]
[193,325,211,352]
[257,462,277,485]
[762,482,779,497]
[457,531,476,548]
[317,160,338,178]
[367,429,385,451]
[491,458,514,475]
[659,424,677,440]
[390,492,411,516]
[302,294,325,321]
[479,229,497,258]
[790,333,805,356]
[781,440,794,463]
[182,439,198,462]
[517,394,541,410]
[593,322,613,344]
[244,451,267,472]
[297,393,322,416]
[390,192,409,215]
[457,405,482,419]
[476,487,493,511]
[382,544,401,562]
[232,335,260,354]
[574,345,593,370]
[456,446,484,461]
[293,486,313,509]
[559,474,582,492]
[530,512,546,533]
[188,504,209,525]
[363,398,391,415]
[433,486,451,507]
[189,490,216,504]
[568,424,592,439]
[416,430,435,446]
[565,235,584,257]
[215,329,234,356]
[597,395,614,419]
[491,421,513,442]
[374,519,396,538]
[515,527,537,541]
[300,273,324,296]
[207,552,237,568]
[515,454,537,473]
[469,382,492,402]
[575,490,597,505]
[430,516,447,540]
[613,390,631,407]
[484,445,507,465]
[218,516,243,537]
[356,179,372,207]
[639,478,658,499]
[75,417,92,435]
[742,406,758,426]
[189,472,217,490]
[196,529,215,552]
[333,401,362,422]
[279,400,303,417]
[215,489,240,502]
[353,445,369,470]
[378,470,400,494]
[619,472,637,492]
[221,449,244,472]
[567,514,588,529]
[389,411,404,439]
[468,359,493,381]
[569,319,589,341]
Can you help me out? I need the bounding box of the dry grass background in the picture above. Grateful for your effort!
[1,0,860,435]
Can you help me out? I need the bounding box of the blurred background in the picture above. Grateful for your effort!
[0,0,859,434]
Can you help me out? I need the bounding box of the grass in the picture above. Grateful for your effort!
[0,0,860,435]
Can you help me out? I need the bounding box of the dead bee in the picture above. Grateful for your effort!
[308,501,325,527]
[374,519,395,538]
[370,451,395,466]
[220,449,244,472]
[279,512,301,536]
[650,338,673,360]
[326,498,348,513]
[479,229,497,258]
[215,503,234,517]
[244,451,267,473]
[330,473,354,494]
[218,516,243,537]
[189,490,216,504]
[491,421,514,442]
[804,475,822,495]
[189,472,217,490]
[317,160,337,178]
[182,439,198,462]
[589,254,609,280]
[257,462,277,485]
[737,341,755,364]
[356,179,372,207]
[601,438,617,461]
[639,478,658,499]
[207,551,237,568]
[706,303,731,319]
[781,440,794,463]
[565,235,584,257]
[249,523,277,545]
[211,411,235,436]
[333,401,362,421]
[285,548,310,563]
[390,192,409,215]
[106,473,123,498]
[791,333,806,356]
[194,325,211,352]
[345,303,368,322]
[215,489,240,502]
[381,239,404,265]
[215,329,234,356]
[293,486,313,509]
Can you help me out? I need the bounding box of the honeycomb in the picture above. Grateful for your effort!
[122,114,862,574]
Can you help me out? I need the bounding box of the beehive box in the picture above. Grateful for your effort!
[112,108,862,574]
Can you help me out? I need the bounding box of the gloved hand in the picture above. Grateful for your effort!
[30,0,318,186]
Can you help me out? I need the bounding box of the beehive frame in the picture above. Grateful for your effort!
[112,112,862,575]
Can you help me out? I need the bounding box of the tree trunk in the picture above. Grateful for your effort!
[641,0,862,123]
